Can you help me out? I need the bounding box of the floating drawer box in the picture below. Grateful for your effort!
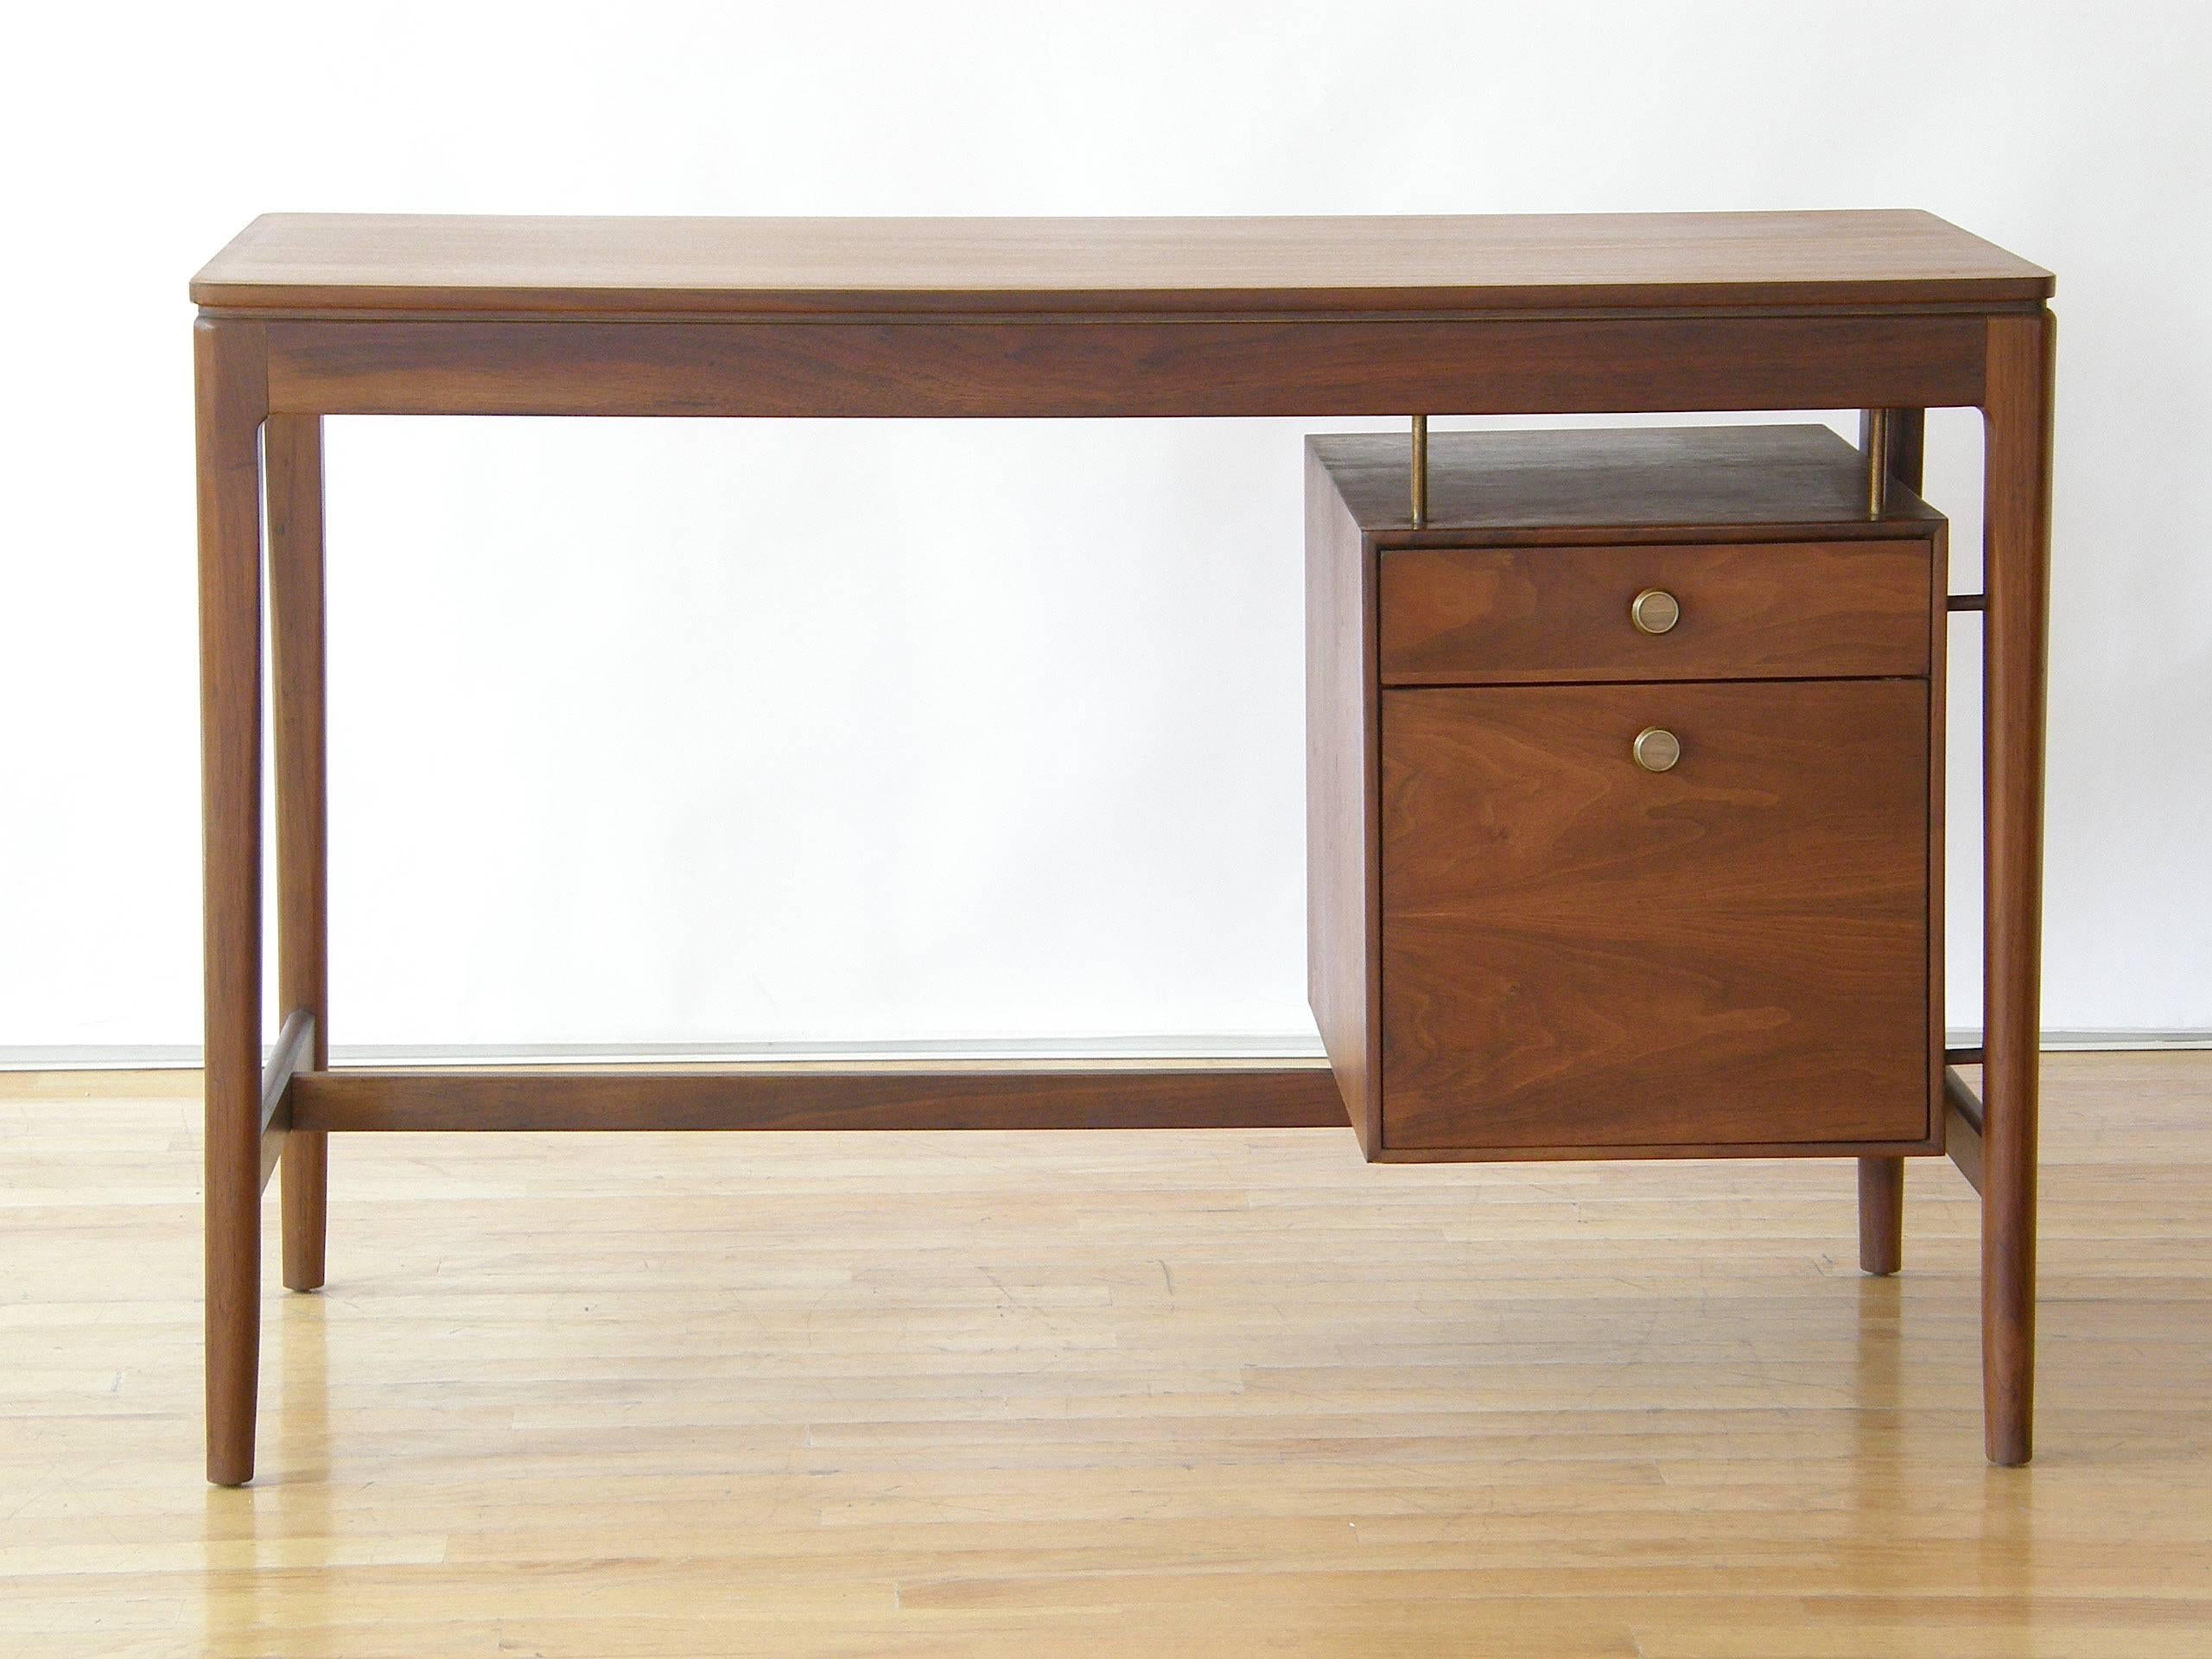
[1306,425,1948,1162]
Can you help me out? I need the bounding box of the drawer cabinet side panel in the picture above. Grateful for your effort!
[1306,446,1381,1154]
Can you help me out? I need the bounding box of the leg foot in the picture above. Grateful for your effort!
[281,1135,328,1292]
[1857,1157,1904,1276]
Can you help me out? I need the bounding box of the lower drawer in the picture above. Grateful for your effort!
[1379,678,1935,1154]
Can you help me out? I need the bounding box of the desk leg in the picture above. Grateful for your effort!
[269,415,329,1293]
[1980,311,2056,1466]
[1856,408,1925,1279]
[195,318,269,1486]
[1856,1158,1904,1276]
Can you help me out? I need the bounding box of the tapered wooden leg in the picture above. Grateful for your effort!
[269,413,329,1294]
[1854,408,1926,1283]
[1857,1158,1904,1275]
[196,317,270,1486]
[1980,311,2056,1466]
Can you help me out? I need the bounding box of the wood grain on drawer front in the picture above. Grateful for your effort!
[1379,678,1930,1153]
[1378,539,1931,684]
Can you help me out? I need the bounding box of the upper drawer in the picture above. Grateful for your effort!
[1377,538,1934,684]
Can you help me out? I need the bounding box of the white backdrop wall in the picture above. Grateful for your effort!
[3,0,2207,1054]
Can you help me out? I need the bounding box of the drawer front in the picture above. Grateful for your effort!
[1380,680,1931,1154]
[1378,539,1933,684]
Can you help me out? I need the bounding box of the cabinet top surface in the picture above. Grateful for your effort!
[191,210,2051,317]
[1313,424,1942,534]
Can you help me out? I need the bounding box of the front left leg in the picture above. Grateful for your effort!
[196,316,269,1486]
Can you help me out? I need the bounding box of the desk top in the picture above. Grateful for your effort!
[192,210,2051,319]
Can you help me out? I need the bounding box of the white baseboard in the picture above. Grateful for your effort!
[2,1030,2208,1072]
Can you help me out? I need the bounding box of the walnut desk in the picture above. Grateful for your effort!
[190,211,2055,1484]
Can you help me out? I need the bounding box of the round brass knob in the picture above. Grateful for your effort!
[1630,588,1681,635]
[1632,727,1681,772]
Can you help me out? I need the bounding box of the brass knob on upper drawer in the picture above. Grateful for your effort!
[1632,728,1681,772]
[1630,588,1681,634]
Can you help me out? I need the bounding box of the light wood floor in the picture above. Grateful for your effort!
[3,1054,2209,1657]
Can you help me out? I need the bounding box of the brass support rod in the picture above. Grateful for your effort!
[1410,415,1428,527]
[1865,406,1892,518]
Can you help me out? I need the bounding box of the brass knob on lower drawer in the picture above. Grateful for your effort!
[1630,588,1681,634]
[1632,728,1681,772]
